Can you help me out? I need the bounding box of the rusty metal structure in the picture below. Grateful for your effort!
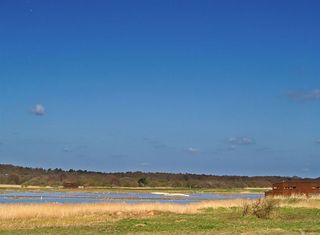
[265,181,320,197]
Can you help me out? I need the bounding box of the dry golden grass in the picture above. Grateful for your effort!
[1,197,320,221]
[283,200,320,208]
[1,198,320,230]
[275,194,320,200]
[237,195,320,209]
[0,184,54,189]
[0,200,246,230]
[0,199,246,220]
[0,184,21,189]
[244,187,272,190]
[276,195,320,208]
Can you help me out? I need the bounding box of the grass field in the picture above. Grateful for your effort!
[1,197,320,234]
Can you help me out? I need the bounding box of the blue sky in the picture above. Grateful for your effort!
[1,0,320,177]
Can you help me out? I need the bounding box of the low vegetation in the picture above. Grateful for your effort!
[0,200,245,222]
[0,198,320,234]
[242,198,279,218]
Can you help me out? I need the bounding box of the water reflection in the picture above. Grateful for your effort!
[0,191,262,204]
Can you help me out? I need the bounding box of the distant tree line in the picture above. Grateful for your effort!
[0,164,318,188]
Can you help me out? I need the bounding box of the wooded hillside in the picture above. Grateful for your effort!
[0,164,318,188]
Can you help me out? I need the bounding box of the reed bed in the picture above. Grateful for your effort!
[0,184,21,189]
[274,194,320,200]
[275,195,320,208]
[1,198,320,230]
[0,199,246,220]
[0,200,249,230]
[1,196,320,221]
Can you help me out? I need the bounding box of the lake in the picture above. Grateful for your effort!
[0,191,262,204]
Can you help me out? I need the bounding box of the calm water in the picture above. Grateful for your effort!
[0,191,262,204]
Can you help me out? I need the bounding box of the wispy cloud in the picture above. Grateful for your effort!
[288,89,320,102]
[63,147,71,153]
[255,147,273,153]
[144,138,168,149]
[140,162,149,166]
[185,147,200,154]
[32,104,45,116]
[110,154,128,159]
[301,167,310,172]
[226,145,236,151]
[225,137,255,145]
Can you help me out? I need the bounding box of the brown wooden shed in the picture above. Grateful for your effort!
[63,182,80,189]
[265,181,320,197]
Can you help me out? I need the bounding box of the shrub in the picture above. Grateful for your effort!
[242,198,279,219]
[138,177,147,187]
[242,203,251,217]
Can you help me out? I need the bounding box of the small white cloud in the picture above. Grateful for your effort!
[288,89,320,101]
[144,137,168,149]
[256,147,273,153]
[225,137,255,145]
[32,104,45,116]
[140,162,149,166]
[301,168,310,172]
[186,147,199,154]
[227,145,236,151]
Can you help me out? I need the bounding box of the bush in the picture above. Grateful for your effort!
[242,198,279,219]
[138,177,147,187]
